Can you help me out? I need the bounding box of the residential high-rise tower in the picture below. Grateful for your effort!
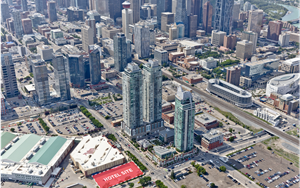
[247,9,263,35]
[114,33,131,72]
[52,53,71,101]
[67,55,85,88]
[12,10,23,38]
[174,86,195,152]
[142,59,162,123]
[202,1,213,34]
[47,1,57,22]
[214,0,234,34]
[89,45,102,85]
[32,60,51,105]
[134,22,150,59]
[1,53,19,98]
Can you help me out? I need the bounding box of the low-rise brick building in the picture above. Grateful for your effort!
[195,113,219,130]
[183,74,203,84]
[201,130,223,150]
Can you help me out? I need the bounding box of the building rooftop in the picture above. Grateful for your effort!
[70,135,124,171]
[1,132,16,150]
[1,134,41,162]
[153,146,176,156]
[25,84,36,92]
[268,73,300,87]
[195,113,217,124]
[28,136,67,165]
[184,74,202,80]
[176,86,192,101]
[208,79,252,98]
[159,128,174,137]
[283,57,300,65]
[202,130,223,140]
[137,139,152,148]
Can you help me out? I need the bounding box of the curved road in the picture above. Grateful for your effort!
[162,71,299,146]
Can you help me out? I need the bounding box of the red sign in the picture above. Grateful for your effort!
[93,162,143,188]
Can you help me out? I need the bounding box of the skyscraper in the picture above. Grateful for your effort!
[1,53,19,98]
[186,0,192,15]
[134,22,150,59]
[22,18,33,34]
[226,67,241,86]
[175,0,188,36]
[74,0,87,9]
[161,12,174,32]
[130,0,140,23]
[236,40,253,60]
[1,2,9,24]
[165,0,172,12]
[232,1,240,22]
[192,0,202,24]
[82,25,94,52]
[32,59,51,105]
[88,45,102,85]
[224,34,237,50]
[174,86,195,152]
[247,9,263,35]
[278,33,290,47]
[241,30,257,54]
[121,63,143,135]
[188,14,197,38]
[95,0,109,16]
[214,0,234,34]
[67,55,85,88]
[85,18,96,42]
[203,1,213,34]
[21,0,28,11]
[12,10,23,38]
[244,1,251,12]
[35,0,47,15]
[142,59,162,123]
[109,0,122,21]
[52,52,71,101]
[211,30,226,46]
[267,21,283,41]
[157,0,165,29]
[114,33,131,72]
[47,1,57,22]
[122,1,132,40]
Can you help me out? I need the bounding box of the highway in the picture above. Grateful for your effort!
[160,71,300,146]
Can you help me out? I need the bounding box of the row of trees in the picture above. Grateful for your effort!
[155,180,168,188]
[79,106,103,129]
[191,161,206,176]
[38,118,50,132]
[125,151,147,171]
[139,176,151,186]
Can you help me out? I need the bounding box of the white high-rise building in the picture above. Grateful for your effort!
[82,25,94,52]
[278,33,290,47]
[247,9,263,35]
[211,30,226,46]
[134,22,150,58]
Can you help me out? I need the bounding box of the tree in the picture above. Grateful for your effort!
[139,64,143,69]
[10,128,15,132]
[82,186,87,188]
[229,128,233,133]
[267,146,272,150]
[210,183,215,188]
[129,183,134,188]
[181,185,187,188]
[219,166,226,172]
[191,161,195,166]
[171,170,175,179]
[229,136,235,142]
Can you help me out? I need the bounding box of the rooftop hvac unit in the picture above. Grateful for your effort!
[28,169,33,174]
[33,146,40,152]
[12,137,19,143]
[40,139,46,145]
[26,153,33,160]
[5,144,12,150]
[1,149,6,155]
[39,170,43,175]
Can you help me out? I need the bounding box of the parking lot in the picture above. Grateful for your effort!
[47,109,97,135]
[176,163,243,188]
[227,144,300,188]
[96,100,123,120]
[4,120,46,135]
